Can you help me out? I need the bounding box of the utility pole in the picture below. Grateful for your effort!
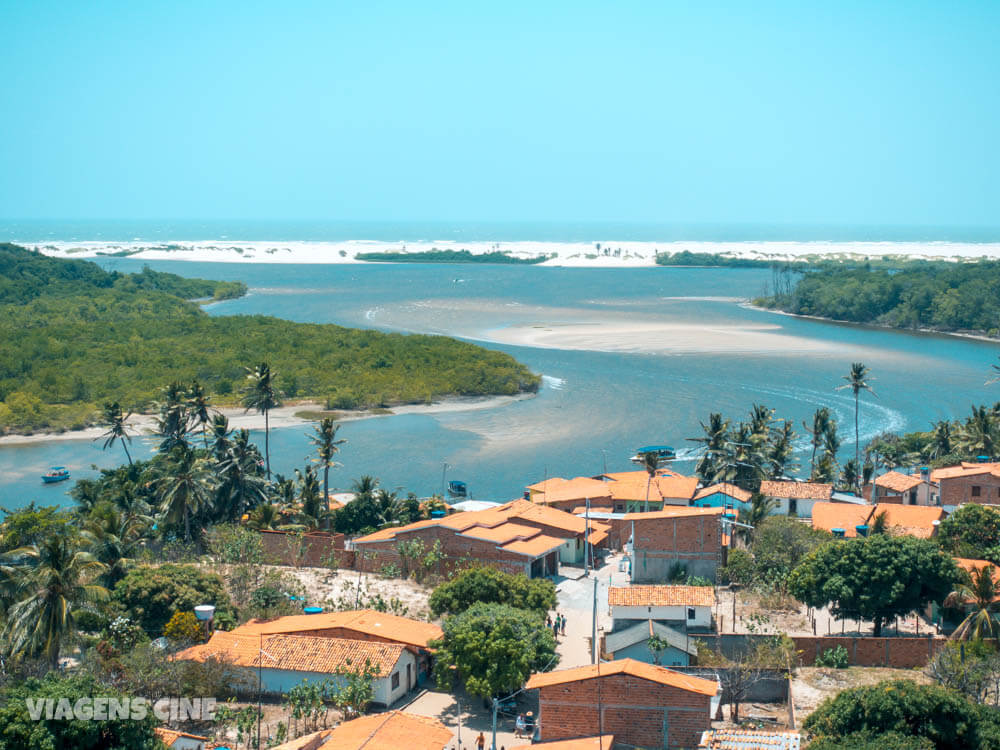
[590,576,599,664]
[601,449,608,475]
[456,698,462,748]
[491,698,499,750]
[585,497,591,575]
[441,462,448,497]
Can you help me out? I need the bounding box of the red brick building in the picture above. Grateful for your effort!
[626,507,725,583]
[932,462,1000,506]
[525,658,718,750]
[352,499,609,578]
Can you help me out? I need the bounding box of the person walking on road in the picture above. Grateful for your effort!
[560,613,566,635]
[476,731,486,750]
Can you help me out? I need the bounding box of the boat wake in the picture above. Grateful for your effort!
[542,375,566,390]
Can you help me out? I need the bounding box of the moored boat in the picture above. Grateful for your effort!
[629,445,676,464]
[42,466,70,484]
[447,480,468,498]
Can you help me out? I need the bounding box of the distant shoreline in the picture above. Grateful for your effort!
[26,239,1000,268]
[0,393,536,447]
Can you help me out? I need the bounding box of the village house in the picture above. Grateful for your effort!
[267,711,452,750]
[174,631,415,705]
[810,502,945,539]
[602,619,699,667]
[527,470,700,514]
[525,658,719,750]
[609,585,715,632]
[690,483,753,513]
[931,461,1000,506]
[759,480,833,518]
[153,728,208,750]
[626,506,725,582]
[872,469,938,506]
[526,476,614,513]
[512,736,616,750]
[222,609,443,683]
[352,499,609,577]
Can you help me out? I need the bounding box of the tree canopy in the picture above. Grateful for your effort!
[431,602,557,698]
[937,504,1000,560]
[428,567,557,617]
[803,679,999,750]
[788,534,959,636]
[112,563,234,637]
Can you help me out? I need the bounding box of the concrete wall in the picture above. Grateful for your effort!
[536,673,712,749]
[767,497,819,518]
[612,604,712,630]
[631,514,721,583]
[671,667,788,703]
[706,633,944,669]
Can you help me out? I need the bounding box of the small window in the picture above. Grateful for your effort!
[391,672,400,689]
[973,486,982,497]
[687,607,696,620]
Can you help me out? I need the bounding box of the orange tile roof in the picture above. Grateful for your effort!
[931,462,1000,481]
[462,522,543,544]
[609,585,716,608]
[874,471,924,493]
[698,729,801,749]
[598,470,699,502]
[811,502,945,538]
[623,506,725,521]
[155,728,208,746]
[267,729,334,750]
[760,480,832,500]
[502,534,566,557]
[525,658,718,695]
[528,477,613,504]
[232,609,442,649]
[270,712,452,750]
[511,735,615,750]
[693,483,753,503]
[175,632,405,676]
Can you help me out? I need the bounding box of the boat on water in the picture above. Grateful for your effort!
[447,480,468,498]
[42,466,70,484]
[629,445,676,464]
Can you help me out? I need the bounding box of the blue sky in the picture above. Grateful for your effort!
[1,1,998,226]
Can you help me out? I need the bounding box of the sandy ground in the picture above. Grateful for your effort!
[482,320,845,355]
[0,393,534,446]
[792,667,931,719]
[32,239,1000,267]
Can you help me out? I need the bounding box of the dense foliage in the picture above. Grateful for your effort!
[788,534,959,636]
[355,249,549,264]
[431,602,557,698]
[428,567,557,616]
[0,673,162,750]
[0,244,539,433]
[758,260,1000,335]
[722,516,831,588]
[112,564,234,637]
[937,504,1000,561]
[655,250,785,268]
[803,679,1000,750]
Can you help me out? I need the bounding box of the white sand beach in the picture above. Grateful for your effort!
[0,393,534,446]
[26,239,1000,267]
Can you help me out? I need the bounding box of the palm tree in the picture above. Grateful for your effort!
[247,503,282,531]
[82,500,152,588]
[210,413,232,462]
[768,420,797,479]
[987,357,1000,385]
[836,362,875,474]
[840,459,859,492]
[3,534,108,669]
[242,362,281,479]
[804,408,832,478]
[157,447,214,543]
[688,413,730,481]
[640,451,660,512]
[738,493,777,542]
[945,565,1000,641]
[187,380,215,450]
[925,420,954,460]
[99,401,133,465]
[959,405,999,459]
[216,429,268,523]
[295,466,323,528]
[156,382,191,454]
[310,418,347,515]
[869,510,889,535]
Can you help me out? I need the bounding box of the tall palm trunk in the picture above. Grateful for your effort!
[854,395,860,473]
[122,441,133,466]
[184,505,191,543]
[264,409,271,479]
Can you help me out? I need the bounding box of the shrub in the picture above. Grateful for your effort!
[164,611,205,644]
[815,645,849,669]
[429,567,556,617]
[112,564,234,637]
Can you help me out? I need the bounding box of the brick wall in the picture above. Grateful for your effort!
[631,514,721,583]
[536,673,712,749]
[940,474,1000,506]
[259,530,345,567]
[790,635,945,668]
[353,525,531,577]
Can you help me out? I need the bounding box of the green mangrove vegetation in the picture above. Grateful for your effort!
[755,259,1000,336]
[355,248,549,264]
[0,244,539,434]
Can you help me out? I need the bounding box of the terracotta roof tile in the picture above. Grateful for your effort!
[175,632,405,676]
[461,522,543,544]
[525,658,718,695]
[527,477,613,504]
[608,585,716,607]
[693,483,753,503]
[232,609,442,649]
[511,735,615,750]
[760,481,832,500]
[501,534,566,557]
[811,502,944,538]
[931,462,1000,481]
[269,713,452,750]
[698,729,801,750]
[874,471,924,493]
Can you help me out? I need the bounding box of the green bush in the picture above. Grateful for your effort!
[429,567,557,617]
[815,645,849,669]
[112,563,234,637]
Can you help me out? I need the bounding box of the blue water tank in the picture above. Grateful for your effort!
[832,528,845,538]
[303,606,323,615]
